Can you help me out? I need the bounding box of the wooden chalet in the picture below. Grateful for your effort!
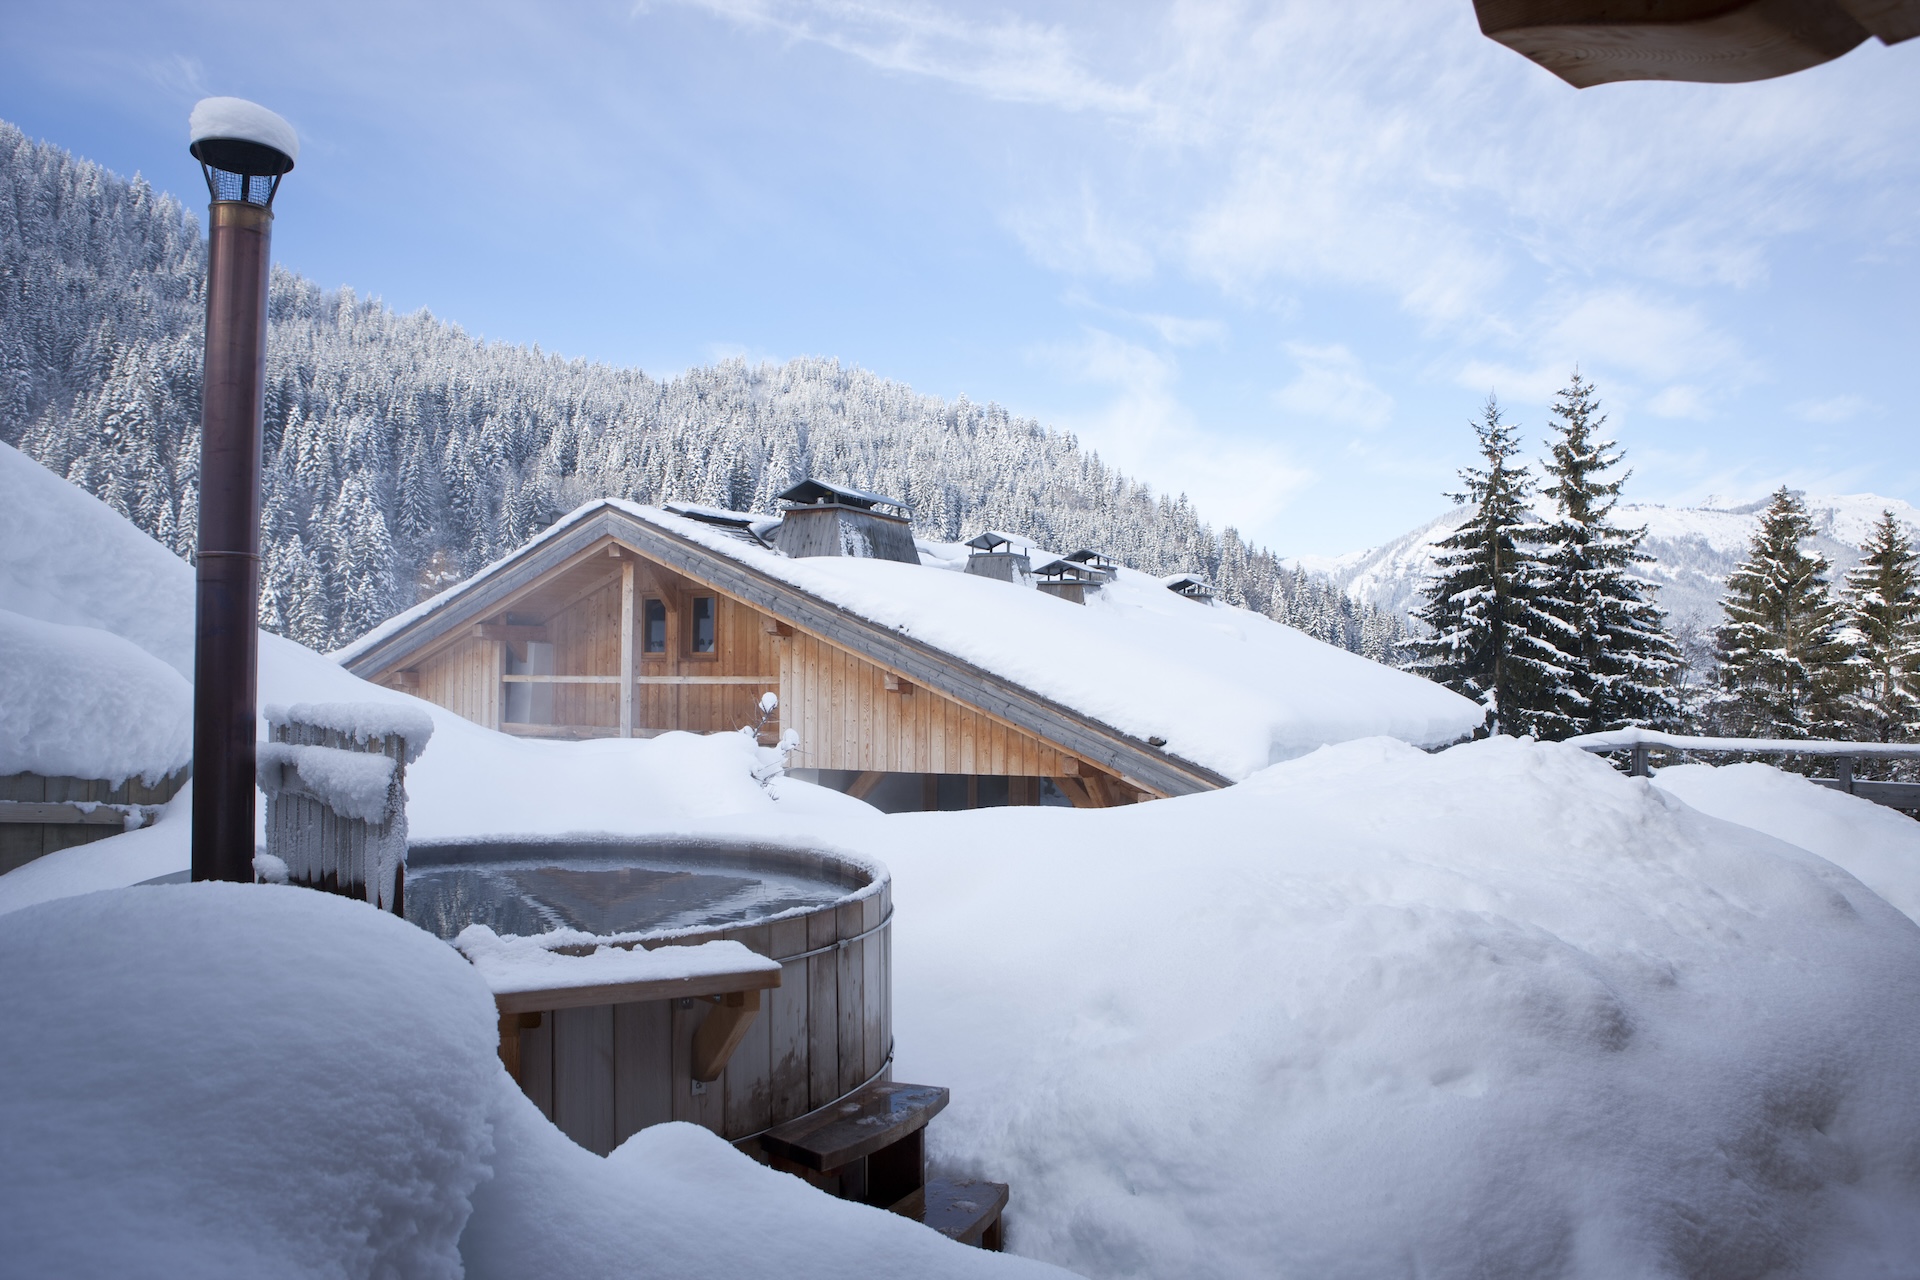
[340,482,1228,810]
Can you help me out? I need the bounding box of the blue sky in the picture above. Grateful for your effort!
[3,0,1915,557]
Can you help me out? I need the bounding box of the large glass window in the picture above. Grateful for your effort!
[643,598,667,653]
[690,596,717,654]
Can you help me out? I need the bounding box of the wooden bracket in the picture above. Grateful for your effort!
[497,1010,542,1083]
[882,673,914,695]
[763,619,794,638]
[691,989,761,1082]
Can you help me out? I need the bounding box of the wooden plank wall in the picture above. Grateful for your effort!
[632,561,781,736]
[781,631,1073,776]
[415,635,503,729]
[547,577,621,730]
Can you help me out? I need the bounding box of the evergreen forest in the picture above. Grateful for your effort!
[0,121,1401,659]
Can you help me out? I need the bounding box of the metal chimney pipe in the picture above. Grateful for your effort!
[187,98,298,883]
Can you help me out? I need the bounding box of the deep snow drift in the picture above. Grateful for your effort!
[0,885,1064,1279]
[1654,762,1920,924]
[856,738,1920,1278]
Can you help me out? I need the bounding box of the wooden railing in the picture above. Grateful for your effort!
[1567,728,1920,812]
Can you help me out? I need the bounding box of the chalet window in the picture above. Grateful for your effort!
[690,595,717,654]
[643,598,667,654]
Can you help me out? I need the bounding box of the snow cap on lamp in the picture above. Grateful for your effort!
[189,97,297,206]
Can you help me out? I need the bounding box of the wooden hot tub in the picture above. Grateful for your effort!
[407,837,891,1156]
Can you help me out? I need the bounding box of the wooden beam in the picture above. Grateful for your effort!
[847,771,885,801]
[619,559,635,739]
[491,965,781,1017]
[1053,776,1099,809]
[634,675,779,685]
[763,619,795,637]
[499,675,618,687]
[388,669,420,691]
[0,801,151,826]
[883,673,914,695]
[690,989,761,1082]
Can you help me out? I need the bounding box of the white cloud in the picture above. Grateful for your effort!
[1272,343,1393,432]
[1005,185,1155,282]
[1646,385,1711,420]
[1792,394,1875,423]
[1030,328,1312,541]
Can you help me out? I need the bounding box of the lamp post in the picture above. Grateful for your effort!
[187,98,297,884]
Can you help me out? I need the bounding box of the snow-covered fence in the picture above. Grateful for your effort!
[1568,728,1920,812]
[257,703,434,912]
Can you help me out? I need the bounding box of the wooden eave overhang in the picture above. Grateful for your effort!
[341,505,1230,798]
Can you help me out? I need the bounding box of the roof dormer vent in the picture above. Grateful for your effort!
[1062,548,1119,582]
[1034,558,1105,605]
[964,531,1032,584]
[772,479,920,564]
[1164,573,1216,602]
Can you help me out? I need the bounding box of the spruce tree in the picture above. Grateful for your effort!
[1842,510,1920,741]
[1533,373,1680,734]
[1410,395,1576,736]
[1714,488,1860,737]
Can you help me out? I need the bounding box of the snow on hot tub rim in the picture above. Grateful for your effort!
[405,831,889,949]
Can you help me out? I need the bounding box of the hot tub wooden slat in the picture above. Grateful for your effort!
[724,991,774,1135]
[836,899,866,1095]
[522,1015,554,1119]
[807,909,841,1111]
[862,892,886,1081]
[553,1005,617,1155]
[613,1001,671,1141]
[768,915,811,1120]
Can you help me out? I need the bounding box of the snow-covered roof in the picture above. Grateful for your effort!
[340,499,1481,785]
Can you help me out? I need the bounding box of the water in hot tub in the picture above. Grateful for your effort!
[405,856,849,941]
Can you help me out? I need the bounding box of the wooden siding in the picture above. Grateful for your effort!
[780,630,1073,777]
[413,634,503,729]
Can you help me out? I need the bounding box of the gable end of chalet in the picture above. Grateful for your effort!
[339,505,1226,806]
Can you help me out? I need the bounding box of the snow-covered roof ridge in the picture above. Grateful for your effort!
[342,497,1481,782]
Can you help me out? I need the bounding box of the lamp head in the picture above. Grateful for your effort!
[189,97,298,207]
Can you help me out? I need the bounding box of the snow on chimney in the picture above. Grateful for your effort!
[771,480,920,565]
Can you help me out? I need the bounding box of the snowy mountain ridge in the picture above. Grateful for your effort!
[1299,491,1920,628]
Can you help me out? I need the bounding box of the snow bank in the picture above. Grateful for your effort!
[0,883,1066,1279]
[0,608,191,784]
[0,884,498,1278]
[0,442,195,675]
[456,927,781,996]
[1654,762,1920,924]
[854,736,1920,1278]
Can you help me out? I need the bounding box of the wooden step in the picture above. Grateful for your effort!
[891,1177,1009,1251]
[758,1082,948,1172]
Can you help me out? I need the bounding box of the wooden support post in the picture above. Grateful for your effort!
[498,1010,540,1083]
[691,989,761,1082]
[619,560,635,738]
[1054,775,1099,808]
[1629,743,1650,777]
[1837,755,1854,793]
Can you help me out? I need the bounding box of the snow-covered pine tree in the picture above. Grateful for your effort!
[1714,488,1860,738]
[1409,395,1575,736]
[1842,510,1920,742]
[1533,373,1680,734]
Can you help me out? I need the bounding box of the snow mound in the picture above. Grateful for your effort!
[0,608,192,785]
[265,699,436,762]
[0,883,1066,1279]
[1654,761,1920,924]
[872,736,1920,1279]
[0,884,498,1278]
[257,740,397,822]
[0,442,195,675]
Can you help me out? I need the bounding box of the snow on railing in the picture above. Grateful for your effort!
[256,703,434,913]
[1566,728,1920,761]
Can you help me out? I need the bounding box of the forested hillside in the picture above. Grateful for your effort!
[0,121,1399,659]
